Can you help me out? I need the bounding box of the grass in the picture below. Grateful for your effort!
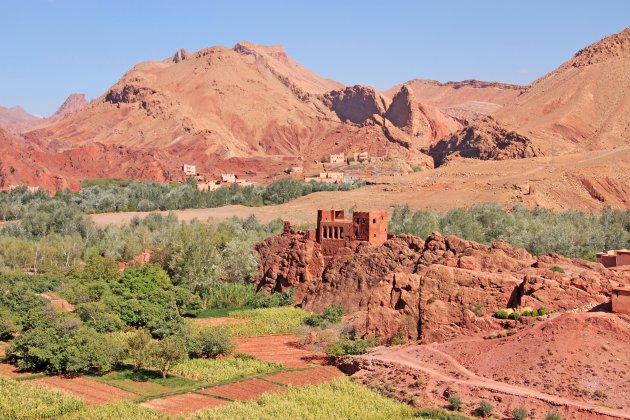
[59,402,166,419]
[172,354,284,384]
[0,377,85,419]
[194,306,255,318]
[228,307,310,337]
[415,407,471,419]
[188,378,415,420]
[91,367,200,396]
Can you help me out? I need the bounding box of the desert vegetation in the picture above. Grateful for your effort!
[0,178,364,220]
[390,203,630,259]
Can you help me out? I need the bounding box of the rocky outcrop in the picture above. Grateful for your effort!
[172,48,188,63]
[428,117,542,166]
[47,94,88,123]
[322,86,388,124]
[256,231,629,343]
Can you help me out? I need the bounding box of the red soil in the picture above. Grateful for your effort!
[235,335,326,368]
[200,378,283,401]
[31,376,138,406]
[0,363,33,378]
[265,366,344,386]
[141,392,228,416]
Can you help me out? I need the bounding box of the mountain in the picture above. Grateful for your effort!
[0,94,88,134]
[0,106,41,133]
[24,42,460,186]
[384,79,525,123]
[493,27,630,154]
[430,27,630,164]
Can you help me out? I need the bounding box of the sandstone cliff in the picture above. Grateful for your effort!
[256,231,628,343]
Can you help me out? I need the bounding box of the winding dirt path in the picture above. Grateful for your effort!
[364,346,630,419]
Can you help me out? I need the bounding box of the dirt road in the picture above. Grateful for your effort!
[364,345,630,419]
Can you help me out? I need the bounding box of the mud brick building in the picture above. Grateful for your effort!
[316,209,388,256]
[596,249,630,268]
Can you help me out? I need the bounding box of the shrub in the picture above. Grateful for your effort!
[415,407,469,419]
[538,306,547,316]
[150,335,188,379]
[550,266,565,273]
[303,304,344,328]
[326,337,376,357]
[509,311,521,320]
[188,326,234,358]
[494,309,510,319]
[448,393,462,411]
[512,406,529,420]
[545,409,562,420]
[477,400,493,417]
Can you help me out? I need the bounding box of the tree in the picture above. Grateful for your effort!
[151,335,188,379]
[188,326,234,358]
[545,409,562,420]
[128,330,153,371]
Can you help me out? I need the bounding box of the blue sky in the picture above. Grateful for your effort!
[1,0,628,116]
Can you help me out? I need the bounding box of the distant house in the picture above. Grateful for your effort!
[197,181,220,192]
[329,153,345,164]
[351,152,369,163]
[221,173,237,183]
[182,164,196,176]
[596,250,630,268]
[305,172,345,184]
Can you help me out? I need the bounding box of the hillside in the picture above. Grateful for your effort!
[384,79,524,123]
[22,43,458,184]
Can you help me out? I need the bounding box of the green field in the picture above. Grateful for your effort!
[172,354,284,384]
[227,307,310,337]
[0,378,85,419]
[189,378,415,420]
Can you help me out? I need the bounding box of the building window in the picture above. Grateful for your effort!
[340,228,344,239]
[373,219,376,224]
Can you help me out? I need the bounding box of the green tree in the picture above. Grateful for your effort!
[512,406,529,420]
[127,330,153,371]
[150,335,188,379]
[188,326,234,358]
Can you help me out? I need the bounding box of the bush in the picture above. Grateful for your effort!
[415,407,469,419]
[188,326,234,358]
[448,393,462,411]
[150,335,188,379]
[538,306,547,316]
[326,337,376,357]
[304,304,344,328]
[545,409,562,420]
[494,309,510,319]
[550,266,564,273]
[512,406,529,420]
[509,311,521,320]
[477,400,493,417]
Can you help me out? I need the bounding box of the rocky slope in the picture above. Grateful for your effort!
[492,27,629,155]
[256,230,629,343]
[22,43,440,187]
[428,117,542,166]
[384,79,525,123]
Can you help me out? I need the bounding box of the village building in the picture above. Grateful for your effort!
[329,153,345,164]
[282,209,389,258]
[304,172,345,184]
[182,164,196,176]
[350,152,369,163]
[611,287,630,315]
[596,249,630,268]
[221,173,237,183]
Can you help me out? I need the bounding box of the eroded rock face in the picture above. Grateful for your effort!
[255,231,629,343]
[428,117,542,167]
[321,85,388,124]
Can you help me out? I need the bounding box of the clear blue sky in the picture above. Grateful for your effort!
[1,0,628,116]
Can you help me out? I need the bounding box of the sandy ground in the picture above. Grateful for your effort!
[31,376,138,406]
[361,313,630,419]
[234,335,327,368]
[91,148,630,227]
[200,378,283,401]
[0,362,33,379]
